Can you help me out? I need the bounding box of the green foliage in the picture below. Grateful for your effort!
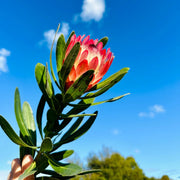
[160,175,170,180]
[71,148,170,180]
[0,26,130,179]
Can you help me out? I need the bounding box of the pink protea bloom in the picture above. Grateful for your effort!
[65,34,114,91]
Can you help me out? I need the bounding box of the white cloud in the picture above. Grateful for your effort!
[138,112,155,118]
[0,48,10,56]
[138,104,165,118]
[112,129,119,135]
[150,104,165,113]
[80,0,105,22]
[0,48,10,73]
[134,149,140,154]
[40,23,70,49]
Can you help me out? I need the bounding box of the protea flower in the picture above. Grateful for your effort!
[65,34,114,91]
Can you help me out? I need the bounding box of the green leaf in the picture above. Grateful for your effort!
[61,113,96,119]
[0,115,37,149]
[85,68,129,98]
[64,31,75,51]
[97,37,108,47]
[67,97,95,115]
[61,117,84,141]
[18,161,36,180]
[14,88,33,145]
[20,133,35,161]
[36,95,46,139]
[51,150,74,160]
[48,158,82,177]
[55,112,97,147]
[44,109,59,138]
[22,102,36,146]
[35,63,54,99]
[60,42,80,89]
[91,67,129,91]
[49,24,60,89]
[56,34,66,73]
[78,169,101,175]
[36,150,74,173]
[40,137,53,152]
[36,177,60,180]
[91,93,130,106]
[64,70,94,102]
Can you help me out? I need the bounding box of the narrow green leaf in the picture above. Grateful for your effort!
[67,97,95,115]
[61,117,84,141]
[91,93,130,106]
[36,95,46,139]
[20,132,35,160]
[85,68,129,98]
[36,177,60,180]
[64,70,94,102]
[35,63,54,98]
[49,24,60,88]
[51,150,74,160]
[56,34,66,73]
[57,112,97,146]
[97,37,108,47]
[61,113,96,119]
[40,137,53,152]
[44,109,59,138]
[78,169,101,175]
[64,31,75,51]
[14,88,33,145]
[22,102,36,146]
[60,42,80,89]
[18,161,36,180]
[0,115,37,149]
[48,158,82,177]
[36,150,74,173]
[90,67,129,91]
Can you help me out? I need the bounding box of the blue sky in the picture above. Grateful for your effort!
[0,0,179,179]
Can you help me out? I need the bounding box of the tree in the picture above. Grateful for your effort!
[70,148,170,180]
[160,175,170,180]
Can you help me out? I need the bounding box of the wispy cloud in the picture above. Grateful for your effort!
[79,0,105,22]
[112,129,120,135]
[138,104,165,118]
[0,48,11,73]
[150,104,165,113]
[40,23,70,49]
[134,149,140,154]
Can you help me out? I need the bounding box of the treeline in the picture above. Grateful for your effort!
[70,148,170,180]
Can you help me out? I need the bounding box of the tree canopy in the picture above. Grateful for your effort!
[70,148,170,180]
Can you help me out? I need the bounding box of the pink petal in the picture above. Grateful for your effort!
[100,49,106,59]
[89,57,99,70]
[99,61,111,77]
[82,35,90,45]
[87,39,94,45]
[76,35,81,42]
[96,42,103,50]
[74,47,82,66]
[76,59,89,78]
[94,39,98,45]
[71,34,76,42]
[79,50,88,63]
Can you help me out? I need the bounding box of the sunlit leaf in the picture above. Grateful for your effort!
[18,161,36,180]
[64,70,94,102]
[0,115,37,149]
[40,137,53,152]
